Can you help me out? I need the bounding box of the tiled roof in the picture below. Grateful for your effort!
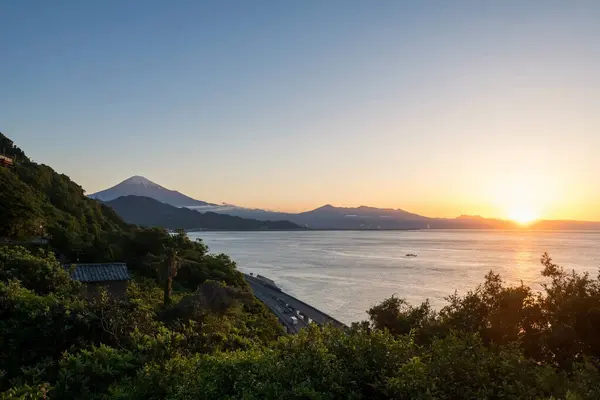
[67,263,130,283]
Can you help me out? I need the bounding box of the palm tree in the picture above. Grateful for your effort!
[162,246,179,306]
[149,230,197,307]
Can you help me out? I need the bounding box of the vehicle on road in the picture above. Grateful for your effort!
[290,316,298,325]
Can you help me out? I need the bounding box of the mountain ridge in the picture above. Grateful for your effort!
[92,176,600,230]
[105,195,301,231]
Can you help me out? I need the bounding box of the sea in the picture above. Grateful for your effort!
[187,230,600,325]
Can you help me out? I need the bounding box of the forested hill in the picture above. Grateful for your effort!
[106,195,301,230]
[0,132,131,260]
[0,132,284,397]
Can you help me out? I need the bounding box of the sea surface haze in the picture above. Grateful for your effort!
[189,230,600,324]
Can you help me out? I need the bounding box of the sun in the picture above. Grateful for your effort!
[508,206,538,225]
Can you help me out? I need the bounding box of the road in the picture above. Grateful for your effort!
[249,279,308,333]
[245,274,347,332]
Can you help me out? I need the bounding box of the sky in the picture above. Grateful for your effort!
[2,1,600,221]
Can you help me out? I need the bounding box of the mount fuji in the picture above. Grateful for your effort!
[88,176,213,207]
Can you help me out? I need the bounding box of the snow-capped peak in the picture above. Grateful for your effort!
[121,175,162,188]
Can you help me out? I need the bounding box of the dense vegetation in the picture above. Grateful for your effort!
[106,195,301,230]
[1,133,129,260]
[1,132,600,399]
[3,247,600,399]
[0,133,282,397]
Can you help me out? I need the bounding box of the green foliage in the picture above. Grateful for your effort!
[2,132,600,399]
[539,254,600,366]
[177,252,246,289]
[105,326,600,400]
[368,296,440,343]
[438,270,541,348]
[159,280,282,354]
[367,253,600,369]
[0,133,129,260]
[52,345,143,399]
[0,169,42,239]
[0,134,27,162]
[388,334,551,399]
[0,383,50,400]
[0,281,91,381]
[0,246,79,295]
[0,245,281,397]
[3,246,600,400]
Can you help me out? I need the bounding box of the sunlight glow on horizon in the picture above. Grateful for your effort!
[508,207,539,225]
[2,2,600,222]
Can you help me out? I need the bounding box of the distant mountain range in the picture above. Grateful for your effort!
[105,196,301,230]
[190,203,600,230]
[90,176,600,230]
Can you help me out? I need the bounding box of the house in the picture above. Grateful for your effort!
[67,263,130,299]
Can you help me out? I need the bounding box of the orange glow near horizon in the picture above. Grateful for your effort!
[508,206,539,225]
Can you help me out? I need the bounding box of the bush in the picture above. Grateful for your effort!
[0,246,79,295]
[368,253,600,367]
[107,325,600,400]
[0,281,92,385]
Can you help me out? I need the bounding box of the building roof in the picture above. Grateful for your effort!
[67,263,130,283]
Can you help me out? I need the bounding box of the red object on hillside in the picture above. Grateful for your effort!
[0,155,14,167]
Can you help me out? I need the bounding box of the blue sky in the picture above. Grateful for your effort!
[2,1,600,219]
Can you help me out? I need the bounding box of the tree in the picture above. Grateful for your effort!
[0,169,41,239]
[162,246,178,307]
[147,230,197,307]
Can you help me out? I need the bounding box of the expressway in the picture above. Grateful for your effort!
[249,278,308,333]
[245,274,347,332]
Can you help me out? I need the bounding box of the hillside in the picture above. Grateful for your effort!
[89,175,213,207]
[0,132,284,397]
[106,195,302,230]
[0,133,131,260]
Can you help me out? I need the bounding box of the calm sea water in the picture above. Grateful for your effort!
[188,230,600,325]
